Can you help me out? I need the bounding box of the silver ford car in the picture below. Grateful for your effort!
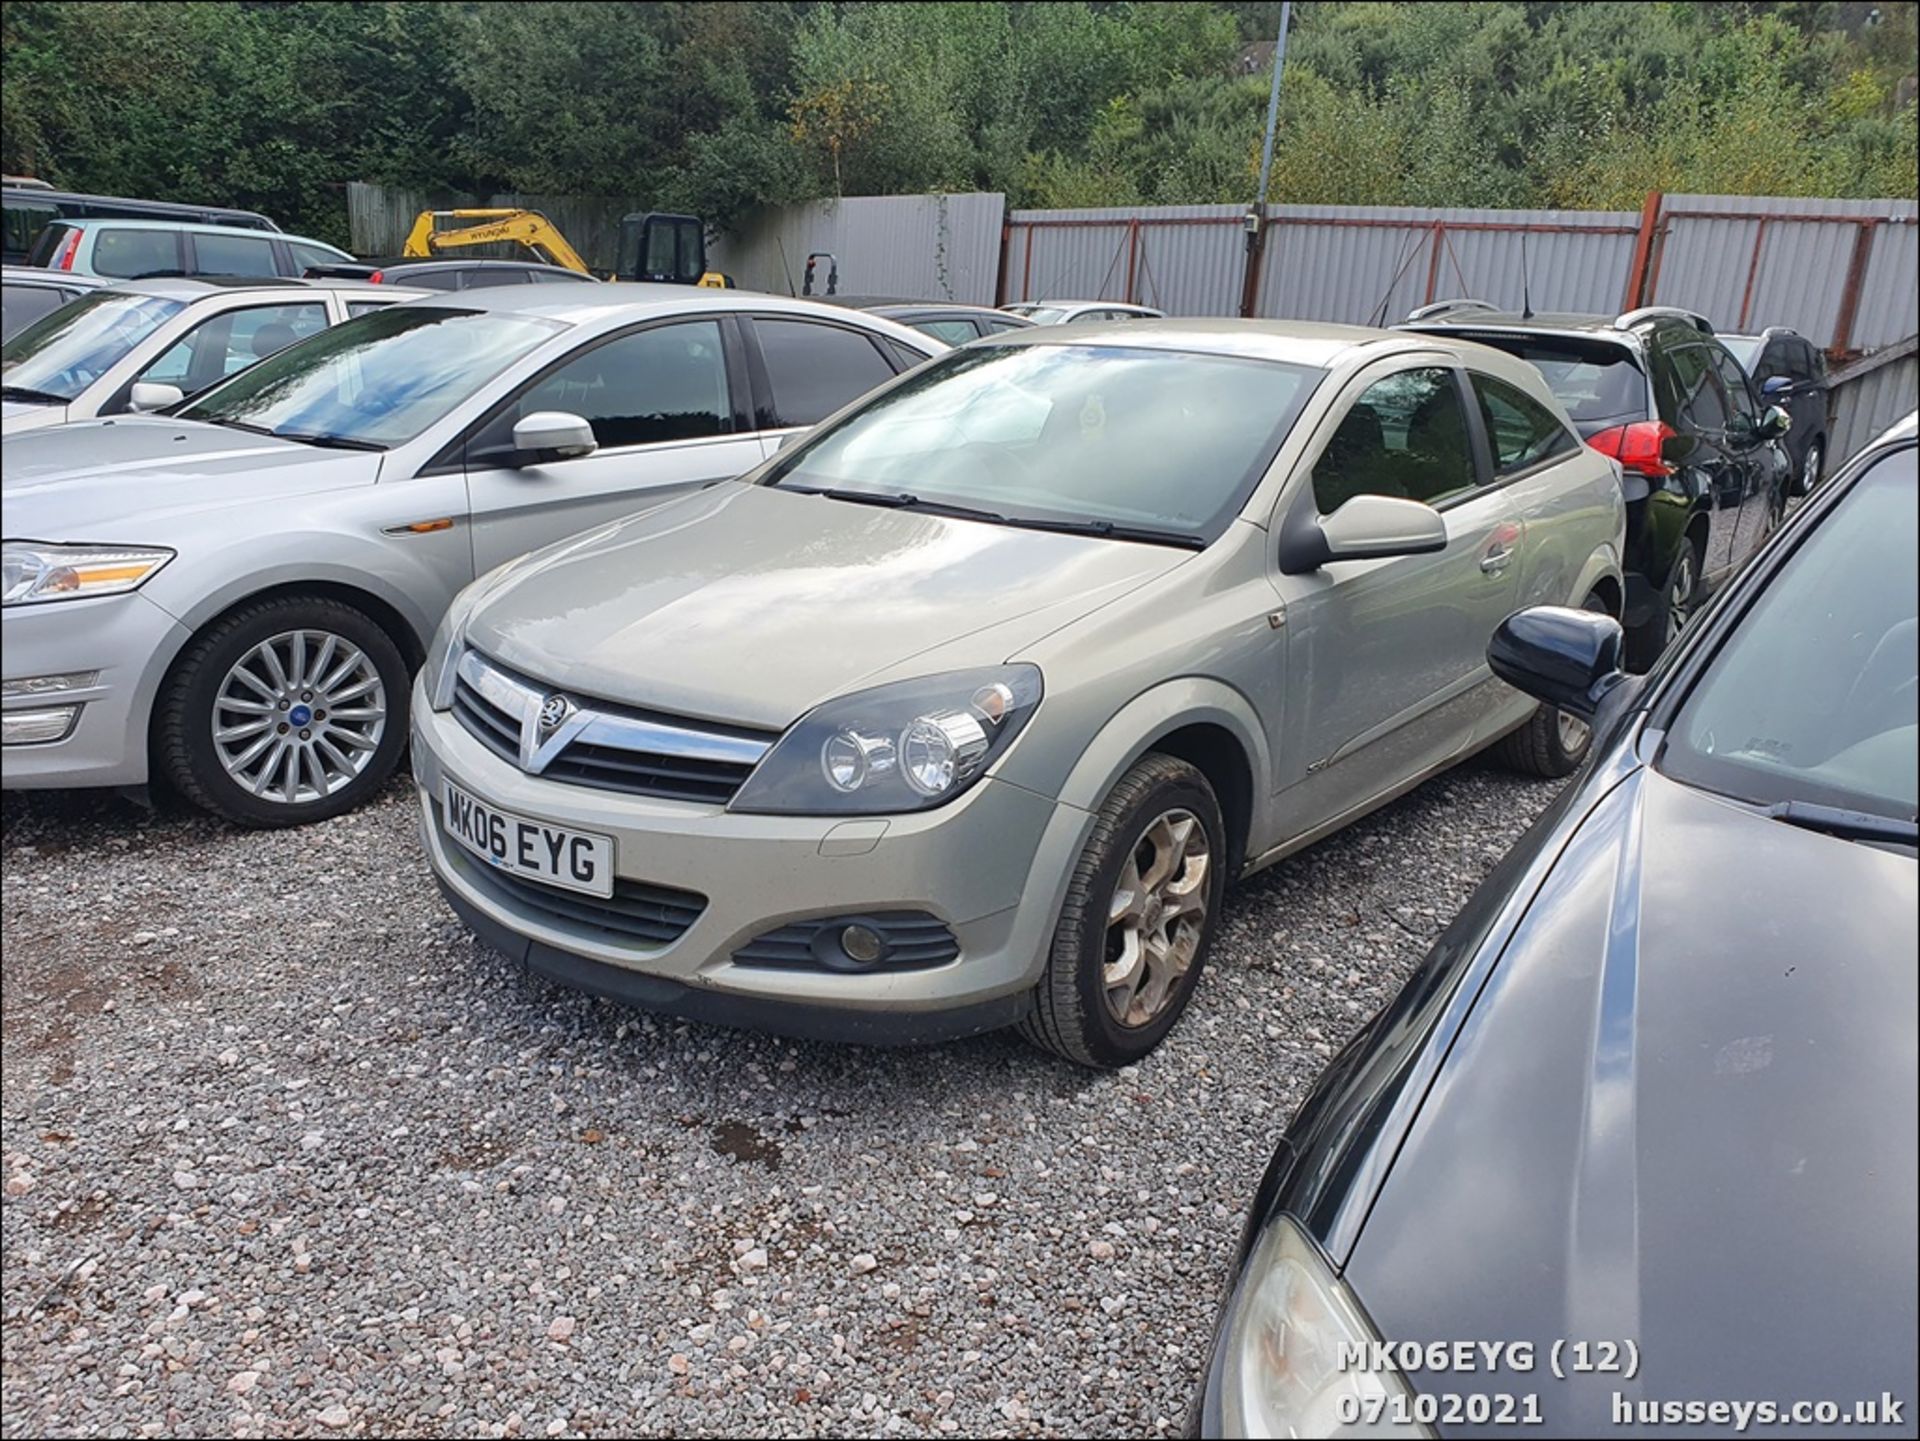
[0,286,941,823]
[411,319,1626,1066]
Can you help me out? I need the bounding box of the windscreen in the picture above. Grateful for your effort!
[1660,444,1918,821]
[1717,336,1762,369]
[1,289,185,400]
[178,305,564,448]
[766,343,1324,542]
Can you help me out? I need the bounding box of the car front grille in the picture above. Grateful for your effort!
[449,649,774,806]
[441,830,707,946]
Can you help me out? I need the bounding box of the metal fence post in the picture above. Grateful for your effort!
[1831,219,1882,356]
[1622,190,1663,310]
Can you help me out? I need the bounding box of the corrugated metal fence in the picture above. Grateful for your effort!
[1827,336,1919,460]
[346,182,642,272]
[708,192,1005,304]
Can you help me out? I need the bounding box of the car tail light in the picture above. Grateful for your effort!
[51,228,83,271]
[368,269,385,283]
[1587,420,1677,478]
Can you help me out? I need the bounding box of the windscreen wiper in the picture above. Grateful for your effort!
[1002,515,1207,550]
[1762,799,1918,846]
[202,416,276,435]
[274,431,387,452]
[804,488,1009,524]
[1,385,66,405]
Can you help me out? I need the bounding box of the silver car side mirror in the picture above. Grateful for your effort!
[510,411,597,467]
[129,381,184,413]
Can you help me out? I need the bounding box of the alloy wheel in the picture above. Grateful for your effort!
[211,629,387,805]
[1801,444,1821,496]
[1668,550,1698,640]
[1102,808,1211,1028]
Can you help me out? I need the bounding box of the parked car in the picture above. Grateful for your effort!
[1402,301,1793,669]
[1002,299,1164,325]
[1189,418,1916,1439]
[3,184,277,266]
[3,277,420,435]
[25,218,352,282]
[1,287,941,824]
[409,320,1623,1065]
[1719,325,1829,494]
[0,265,109,342]
[822,296,1034,345]
[302,258,603,291]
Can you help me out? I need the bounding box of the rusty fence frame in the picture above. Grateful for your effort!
[997,191,1916,357]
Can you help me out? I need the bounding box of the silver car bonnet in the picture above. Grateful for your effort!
[2,399,70,433]
[2,417,380,537]
[464,480,1192,729]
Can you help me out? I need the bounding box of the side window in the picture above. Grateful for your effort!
[916,318,981,346]
[4,202,58,260]
[1788,342,1815,382]
[346,300,392,318]
[459,268,530,290]
[982,318,1026,334]
[1312,367,1478,513]
[1471,373,1579,476]
[290,242,344,274]
[2,285,69,338]
[91,228,181,279]
[754,319,898,428]
[191,231,278,278]
[471,319,732,455]
[1664,344,1730,433]
[138,302,328,391]
[1708,347,1760,431]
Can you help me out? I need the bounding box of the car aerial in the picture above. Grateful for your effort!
[1002,299,1165,325]
[821,296,1035,345]
[1401,301,1793,669]
[301,258,604,291]
[25,217,353,282]
[1189,417,1917,1438]
[1,265,109,342]
[2,276,424,435]
[409,318,1624,1066]
[1718,325,1830,495]
[1,285,941,825]
[2,184,278,266]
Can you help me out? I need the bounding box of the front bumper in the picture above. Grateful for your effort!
[1,592,190,790]
[411,683,1092,1043]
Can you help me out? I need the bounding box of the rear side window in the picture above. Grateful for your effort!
[2,284,71,340]
[91,227,181,279]
[754,319,898,427]
[192,230,279,278]
[1708,347,1761,430]
[1471,373,1579,476]
[290,242,346,274]
[915,317,981,346]
[1448,332,1646,428]
[473,318,733,454]
[1660,343,1730,433]
[1313,367,1478,512]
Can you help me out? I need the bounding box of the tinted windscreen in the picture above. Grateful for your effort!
[1449,332,1646,428]
[179,306,563,448]
[1660,445,1918,821]
[767,343,1323,541]
[1,290,185,400]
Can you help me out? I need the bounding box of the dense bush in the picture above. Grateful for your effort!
[2,1,1913,245]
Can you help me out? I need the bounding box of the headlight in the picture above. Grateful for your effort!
[729,665,1041,815]
[422,552,549,711]
[1216,1215,1431,1437]
[2,543,174,606]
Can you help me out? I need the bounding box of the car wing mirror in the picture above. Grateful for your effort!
[1488,605,1628,722]
[128,381,184,413]
[1760,375,1793,400]
[491,411,597,469]
[1761,403,1792,439]
[1278,494,1448,574]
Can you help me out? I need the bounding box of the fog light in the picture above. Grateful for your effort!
[840,924,885,964]
[3,672,98,698]
[3,705,80,745]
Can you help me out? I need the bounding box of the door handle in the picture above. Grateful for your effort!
[1479,550,1513,574]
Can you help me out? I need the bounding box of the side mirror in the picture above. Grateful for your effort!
[1278,494,1447,574]
[1760,375,1793,400]
[1761,403,1792,439]
[129,381,184,413]
[1487,605,1628,722]
[507,411,596,468]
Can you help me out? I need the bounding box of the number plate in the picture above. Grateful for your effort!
[441,779,614,898]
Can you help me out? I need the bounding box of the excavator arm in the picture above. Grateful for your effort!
[401,209,596,275]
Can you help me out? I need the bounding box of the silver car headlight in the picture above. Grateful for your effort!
[2,543,174,606]
[423,552,552,711]
[1217,1215,1432,1437]
[729,665,1042,815]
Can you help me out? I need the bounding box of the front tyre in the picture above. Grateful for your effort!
[157,595,409,828]
[1021,754,1226,1068]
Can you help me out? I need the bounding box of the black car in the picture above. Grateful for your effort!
[1720,326,1830,495]
[1191,422,1917,1437]
[820,295,1034,345]
[1403,302,1794,669]
[300,258,602,291]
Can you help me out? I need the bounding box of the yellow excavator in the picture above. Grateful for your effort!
[402,208,731,287]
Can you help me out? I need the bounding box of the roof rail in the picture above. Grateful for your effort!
[1404,298,1499,323]
[1615,305,1713,335]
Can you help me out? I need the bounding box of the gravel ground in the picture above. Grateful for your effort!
[2,762,1560,1439]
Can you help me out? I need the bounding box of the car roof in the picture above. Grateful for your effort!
[0,265,111,288]
[53,216,342,248]
[98,275,423,302]
[399,282,946,327]
[979,316,1481,369]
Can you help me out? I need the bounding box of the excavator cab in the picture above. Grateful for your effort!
[617,212,731,288]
